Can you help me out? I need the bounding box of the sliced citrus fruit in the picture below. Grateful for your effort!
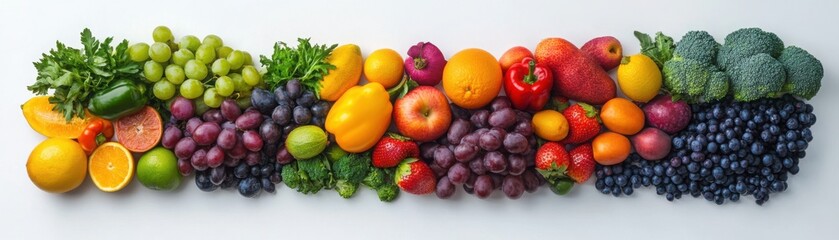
[89,142,134,192]
[22,96,101,138]
[116,106,162,153]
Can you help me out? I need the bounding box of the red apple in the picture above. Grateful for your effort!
[394,86,452,142]
[499,46,533,72]
[631,127,671,161]
[580,36,623,71]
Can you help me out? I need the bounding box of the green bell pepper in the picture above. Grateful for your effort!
[87,79,148,120]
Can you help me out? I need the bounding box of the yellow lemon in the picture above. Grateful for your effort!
[617,54,662,103]
[26,138,88,193]
[364,48,404,88]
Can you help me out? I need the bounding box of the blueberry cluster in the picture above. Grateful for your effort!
[595,96,816,205]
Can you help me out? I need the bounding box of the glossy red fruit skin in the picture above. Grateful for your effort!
[562,103,601,144]
[535,142,570,170]
[396,159,436,195]
[568,144,595,183]
[372,135,419,168]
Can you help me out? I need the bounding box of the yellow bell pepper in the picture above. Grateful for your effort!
[325,82,393,153]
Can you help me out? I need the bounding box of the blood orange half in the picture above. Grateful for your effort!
[116,106,162,153]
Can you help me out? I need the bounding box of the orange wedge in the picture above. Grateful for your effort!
[89,142,134,192]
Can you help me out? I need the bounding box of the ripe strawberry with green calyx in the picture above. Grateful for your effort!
[567,143,595,183]
[394,158,436,195]
[372,133,419,168]
[535,142,575,195]
[562,103,601,144]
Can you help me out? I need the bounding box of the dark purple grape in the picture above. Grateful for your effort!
[311,117,325,127]
[274,88,289,103]
[429,162,446,179]
[193,122,221,146]
[206,146,225,168]
[447,163,470,185]
[483,151,507,173]
[311,101,330,118]
[460,133,479,146]
[250,88,277,115]
[174,137,197,159]
[491,97,512,111]
[502,175,525,199]
[209,167,226,185]
[436,176,456,199]
[185,117,202,136]
[235,111,263,130]
[450,103,471,120]
[503,132,529,154]
[479,128,505,151]
[242,130,263,152]
[433,147,455,168]
[276,146,293,164]
[261,139,278,157]
[488,108,517,129]
[286,79,303,99]
[221,99,242,121]
[490,174,504,190]
[271,105,292,125]
[474,175,494,199]
[474,128,490,136]
[507,154,526,176]
[262,177,275,193]
[195,171,218,192]
[217,128,237,150]
[293,106,312,125]
[244,152,260,166]
[202,109,224,124]
[221,121,236,130]
[190,149,208,171]
[162,125,182,149]
[296,91,316,107]
[420,142,440,160]
[514,120,533,136]
[259,120,281,144]
[227,135,247,159]
[170,97,195,120]
[220,172,238,189]
[177,158,193,176]
[469,159,488,175]
[465,173,477,188]
[270,172,282,184]
[238,177,261,198]
[447,119,472,144]
[470,110,490,128]
[454,143,479,162]
[522,169,540,193]
[224,155,240,167]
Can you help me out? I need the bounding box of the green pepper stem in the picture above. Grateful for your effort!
[523,60,538,85]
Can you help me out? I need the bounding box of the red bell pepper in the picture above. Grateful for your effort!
[504,57,554,111]
[78,119,114,155]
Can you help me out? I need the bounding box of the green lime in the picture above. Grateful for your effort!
[286,125,328,160]
[136,147,181,191]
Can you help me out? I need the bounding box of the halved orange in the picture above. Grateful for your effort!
[89,142,134,192]
[115,106,162,153]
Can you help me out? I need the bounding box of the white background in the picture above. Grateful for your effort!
[1,0,837,239]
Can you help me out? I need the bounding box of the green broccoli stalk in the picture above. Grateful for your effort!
[778,46,823,100]
[662,56,715,102]
[362,167,399,202]
[674,31,720,65]
[703,71,730,102]
[716,28,784,71]
[332,153,372,198]
[634,31,675,69]
[727,53,787,102]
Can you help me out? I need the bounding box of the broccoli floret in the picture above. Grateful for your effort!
[727,53,787,102]
[778,46,823,100]
[674,31,720,64]
[362,167,387,189]
[716,28,784,70]
[284,155,334,194]
[375,184,399,202]
[662,56,715,102]
[703,71,729,102]
[332,153,371,198]
[281,161,301,190]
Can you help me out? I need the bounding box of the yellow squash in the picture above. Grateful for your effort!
[319,44,363,101]
[325,82,392,153]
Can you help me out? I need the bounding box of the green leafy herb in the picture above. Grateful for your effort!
[260,38,337,96]
[28,28,141,121]
[634,31,675,69]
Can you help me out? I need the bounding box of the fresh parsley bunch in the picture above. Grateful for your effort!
[260,38,336,96]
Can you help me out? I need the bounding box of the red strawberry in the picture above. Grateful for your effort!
[535,142,570,172]
[568,143,595,183]
[395,158,436,195]
[372,133,419,168]
[562,103,601,144]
